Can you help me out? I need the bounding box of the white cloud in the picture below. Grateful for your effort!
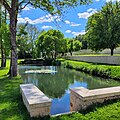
[65,30,72,33]
[42,26,52,29]
[65,20,71,24]
[65,29,86,36]
[70,23,81,27]
[87,8,95,12]
[72,30,86,36]
[78,8,97,19]
[18,14,60,24]
[96,0,100,1]
[65,20,81,27]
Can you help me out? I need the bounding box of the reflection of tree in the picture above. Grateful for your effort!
[74,71,120,90]
[19,66,120,99]
[37,67,75,98]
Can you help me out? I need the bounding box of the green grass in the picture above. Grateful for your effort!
[0,61,30,120]
[0,60,120,120]
[63,60,120,80]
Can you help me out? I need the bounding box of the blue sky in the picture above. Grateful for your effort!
[18,0,119,38]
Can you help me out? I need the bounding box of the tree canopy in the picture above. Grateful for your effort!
[85,1,120,56]
[36,29,64,59]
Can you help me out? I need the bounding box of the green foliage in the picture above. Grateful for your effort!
[0,5,10,67]
[0,23,10,56]
[67,39,74,56]
[85,1,120,56]
[17,23,39,59]
[75,34,88,49]
[73,40,82,51]
[17,23,30,58]
[36,29,64,59]
[63,60,120,80]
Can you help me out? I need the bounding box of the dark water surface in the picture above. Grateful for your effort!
[18,65,120,115]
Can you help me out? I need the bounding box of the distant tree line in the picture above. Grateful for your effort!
[17,25,83,59]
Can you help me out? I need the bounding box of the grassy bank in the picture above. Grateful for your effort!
[0,60,120,120]
[63,60,120,80]
[0,61,30,120]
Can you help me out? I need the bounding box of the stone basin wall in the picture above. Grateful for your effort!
[20,84,52,117]
[70,87,120,112]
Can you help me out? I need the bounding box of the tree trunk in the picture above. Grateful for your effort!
[1,42,6,67]
[3,8,7,68]
[0,4,6,67]
[110,48,114,56]
[70,51,72,56]
[0,7,7,68]
[54,41,57,59]
[9,10,18,77]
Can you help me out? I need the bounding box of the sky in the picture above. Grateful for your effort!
[18,0,119,38]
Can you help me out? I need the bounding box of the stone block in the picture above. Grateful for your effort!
[20,84,52,117]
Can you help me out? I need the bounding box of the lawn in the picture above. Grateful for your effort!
[0,60,120,120]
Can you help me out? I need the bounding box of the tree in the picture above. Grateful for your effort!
[0,5,10,67]
[36,29,64,59]
[75,34,87,49]
[73,40,82,51]
[26,24,39,58]
[0,0,91,77]
[17,23,39,58]
[86,1,120,56]
[17,23,29,58]
[36,30,46,58]
[59,38,68,56]
[68,39,74,56]
[67,38,82,55]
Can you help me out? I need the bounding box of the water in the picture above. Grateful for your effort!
[18,65,120,115]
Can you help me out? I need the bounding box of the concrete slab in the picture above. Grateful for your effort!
[20,84,52,117]
[70,86,120,100]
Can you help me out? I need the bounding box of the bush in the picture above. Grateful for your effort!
[63,60,120,80]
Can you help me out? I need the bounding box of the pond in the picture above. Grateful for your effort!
[18,65,120,115]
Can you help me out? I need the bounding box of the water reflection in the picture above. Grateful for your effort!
[18,65,120,115]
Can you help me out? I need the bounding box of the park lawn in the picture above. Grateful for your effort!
[63,60,120,80]
[0,60,120,120]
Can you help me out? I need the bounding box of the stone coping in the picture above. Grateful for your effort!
[70,86,120,100]
[20,84,51,105]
